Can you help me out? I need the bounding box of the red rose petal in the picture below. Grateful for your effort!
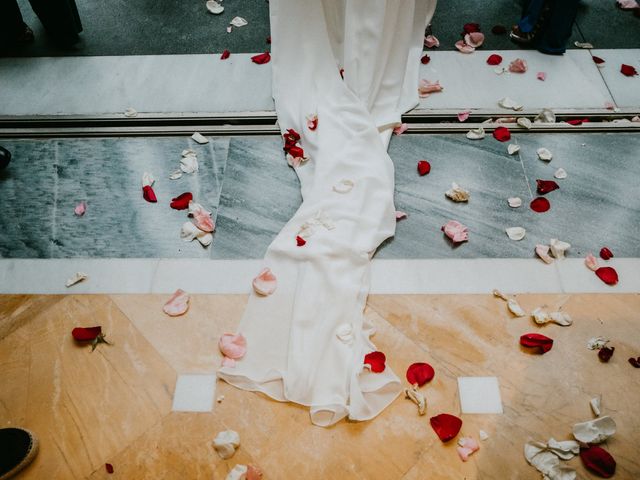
[520,333,554,353]
[592,56,605,65]
[406,362,435,387]
[287,145,305,159]
[283,128,300,144]
[421,53,431,65]
[251,52,271,65]
[220,49,230,60]
[595,267,618,285]
[580,446,616,478]
[105,463,114,474]
[463,23,481,34]
[491,25,507,35]
[530,197,550,212]
[628,357,640,368]
[486,54,503,65]
[142,185,157,203]
[493,126,511,142]
[72,326,102,342]
[600,247,614,260]
[430,413,463,442]
[170,192,193,210]
[296,236,306,247]
[364,351,386,373]
[598,346,615,362]
[620,64,638,76]
[536,179,559,195]
[417,160,431,176]
[566,118,589,125]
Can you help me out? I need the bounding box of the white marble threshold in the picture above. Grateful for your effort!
[0,258,638,295]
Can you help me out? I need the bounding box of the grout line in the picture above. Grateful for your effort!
[49,140,60,257]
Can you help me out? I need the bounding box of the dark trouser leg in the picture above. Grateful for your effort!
[27,0,83,45]
[518,0,547,33]
[0,0,27,44]
[535,0,580,54]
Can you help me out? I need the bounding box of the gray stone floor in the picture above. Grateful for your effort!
[1,132,638,260]
[3,0,638,57]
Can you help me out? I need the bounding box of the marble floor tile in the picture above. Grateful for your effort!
[51,136,228,258]
[590,49,640,109]
[514,132,640,258]
[210,136,301,259]
[0,139,57,258]
[0,54,274,116]
[417,50,614,111]
[172,374,217,412]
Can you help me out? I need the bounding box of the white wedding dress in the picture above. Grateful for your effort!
[218,0,437,427]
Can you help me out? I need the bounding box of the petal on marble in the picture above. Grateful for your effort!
[486,54,502,65]
[536,244,554,264]
[573,416,617,444]
[191,132,209,144]
[124,107,138,117]
[417,160,431,176]
[283,128,301,144]
[441,220,469,243]
[220,49,230,60]
[549,238,571,259]
[507,144,520,155]
[418,79,444,97]
[65,272,87,287]
[536,148,553,161]
[509,58,528,73]
[620,64,638,76]
[72,326,102,341]
[424,34,440,48]
[252,268,277,296]
[598,346,615,362]
[393,123,409,135]
[296,235,306,247]
[574,41,594,49]
[462,22,481,34]
[520,333,554,353]
[162,289,190,316]
[530,197,551,213]
[420,53,431,64]
[251,52,271,65]
[464,32,484,48]
[508,197,522,208]
[230,16,248,27]
[592,55,605,65]
[554,168,567,179]
[599,247,614,260]
[457,110,471,122]
[506,227,526,241]
[595,267,619,285]
[445,182,470,202]
[142,185,157,203]
[537,71,547,81]
[74,201,86,216]
[395,210,408,220]
[517,117,532,129]
[580,446,616,478]
[455,40,475,53]
[498,97,523,111]
[536,179,559,195]
[457,437,480,461]
[430,413,463,442]
[493,126,511,142]
[219,333,247,360]
[188,201,215,232]
[364,351,386,373]
[170,192,193,210]
[466,127,485,140]
[406,362,435,387]
[585,253,600,271]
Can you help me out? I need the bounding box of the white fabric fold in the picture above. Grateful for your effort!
[218,0,436,427]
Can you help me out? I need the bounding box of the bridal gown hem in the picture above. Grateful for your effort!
[217,0,436,428]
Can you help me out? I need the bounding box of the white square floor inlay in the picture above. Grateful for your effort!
[458,376,503,414]
[172,374,217,412]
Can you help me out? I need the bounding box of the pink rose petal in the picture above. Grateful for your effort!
[189,202,215,233]
[457,111,471,122]
[509,58,528,73]
[219,333,247,360]
[418,79,443,98]
[486,54,503,65]
[455,40,475,54]
[442,220,469,244]
[537,71,547,81]
[253,267,277,296]
[393,123,408,135]
[585,253,600,271]
[74,201,86,216]
[464,32,485,48]
[162,289,190,316]
[457,437,480,462]
[395,211,408,220]
[535,244,554,264]
[424,35,440,48]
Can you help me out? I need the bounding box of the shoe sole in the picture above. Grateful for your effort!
[0,429,39,480]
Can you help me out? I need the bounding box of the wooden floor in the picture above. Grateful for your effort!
[1,293,639,479]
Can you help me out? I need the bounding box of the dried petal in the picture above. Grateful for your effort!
[457,437,480,461]
[517,117,532,129]
[180,222,213,247]
[163,289,190,316]
[598,346,615,362]
[455,40,475,54]
[479,430,489,440]
[536,244,554,264]
[530,197,550,212]
[620,64,638,76]
[417,160,431,176]
[580,446,616,478]
[188,201,214,232]
[424,35,440,48]
[430,413,462,442]
[445,182,470,202]
[191,132,209,144]
[230,16,248,27]
[442,220,469,243]
[66,272,87,287]
[508,197,522,208]
[574,41,594,49]
[405,387,427,415]
[509,58,528,73]
[498,97,523,111]
[418,79,443,97]
[332,179,354,194]
[590,397,601,416]
[457,111,470,122]
[252,268,277,296]
[464,32,484,48]
[536,179,559,195]
[220,49,230,60]
[507,144,520,155]
[462,23,481,34]
[306,114,318,131]
[170,192,193,210]
[169,170,183,180]
[548,311,572,326]
[535,109,556,123]
[364,351,386,373]
[573,416,616,444]
[520,333,554,353]
[596,267,618,285]
[486,54,502,65]
[506,227,526,241]
[587,337,609,350]
[466,127,485,140]
[213,430,240,459]
[251,52,271,65]
[507,298,527,317]
[549,238,570,259]
[296,235,306,247]
[536,148,553,161]
[74,202,86,216]
[599,247,614,260]
[536,72,547,81]
[628,357,640,368]
[406,362,435,386]
[105,463,114,474]
[554,168,567,179]
[420,53,431,64]
[585,253,600,271]
[493,126,511,142]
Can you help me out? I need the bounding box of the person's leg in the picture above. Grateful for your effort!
[0,0,34,45]
[534,0,580,54]
[27,0,83,46]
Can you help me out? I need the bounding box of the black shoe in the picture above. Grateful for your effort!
[0,428,39,479]
[0,146,11,170]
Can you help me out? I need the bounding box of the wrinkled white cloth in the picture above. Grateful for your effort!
[218,0,437,427]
